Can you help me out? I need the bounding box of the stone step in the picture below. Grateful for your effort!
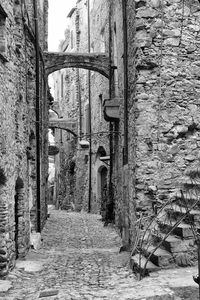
[185,167,200,179]
[143,246,174,268]
[165,204,200,215]
[183,181,200,191]
[165,204,200,226]
[130,253,159,276]
[172,190,199,202]
[158,221,194,239]
[151,232,188,253]
[162,235,191,254]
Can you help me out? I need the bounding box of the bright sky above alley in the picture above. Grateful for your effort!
[48,0,76,51]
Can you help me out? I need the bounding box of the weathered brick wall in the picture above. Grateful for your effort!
[0,0,48,276]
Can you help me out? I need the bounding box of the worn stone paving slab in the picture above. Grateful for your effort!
[0,280,12,293]
[0,209,199,299]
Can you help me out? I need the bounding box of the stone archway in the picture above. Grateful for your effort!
[98,165,108,220]
[49,118,77,137]
[44,52,110,78]
[96,146,109,218]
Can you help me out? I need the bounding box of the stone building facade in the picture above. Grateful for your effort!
[0,0,49,276]
[52,0,200,265]
[51,0,110,215]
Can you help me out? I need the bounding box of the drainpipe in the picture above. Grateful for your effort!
[76,9,82,139]
[33,0,41,232]
[88,0,92,213]
[122,0,128,165]
[108,0,114,221]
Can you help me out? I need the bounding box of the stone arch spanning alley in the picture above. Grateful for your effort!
[44,51,110,78]
[45,51,110,134]
[49,117,78,137]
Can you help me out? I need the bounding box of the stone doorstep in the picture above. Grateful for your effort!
[15,259,44,273]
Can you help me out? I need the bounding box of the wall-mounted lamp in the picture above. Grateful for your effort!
[79,140,90,149]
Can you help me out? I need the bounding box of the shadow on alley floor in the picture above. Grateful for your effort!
[0,206,199,299]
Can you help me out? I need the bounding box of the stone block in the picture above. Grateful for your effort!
[136,8,159,18]
[30,232,41,250]
[131,254,159,276]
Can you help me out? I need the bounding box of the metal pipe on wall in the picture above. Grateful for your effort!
[88,0,92,213]
[108,0,114,221]
[76,9,82,140]
[122,0,128,165]
[33,0,41,232]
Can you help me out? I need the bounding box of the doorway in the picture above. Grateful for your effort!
[99,166,108,220]
[14,177,24,259]
[14,192,19,259]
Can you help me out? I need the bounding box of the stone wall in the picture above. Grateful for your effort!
[52,0,110,214]
[50,0,200,249]
[0,0,48,276]
[130,0,200,209]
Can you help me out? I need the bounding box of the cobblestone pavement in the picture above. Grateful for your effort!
[0,208,199,299]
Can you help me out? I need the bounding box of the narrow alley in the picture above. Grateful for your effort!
[0,207,199,300]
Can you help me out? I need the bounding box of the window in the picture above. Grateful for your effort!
[100,28,105,52]
[0,5,8,61]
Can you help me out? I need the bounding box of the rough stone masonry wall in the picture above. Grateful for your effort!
[128,0,200,232]
[52,8,80,210]
[109,0,130,237]
[0,0,48,276]
[89,0,110,213]
[52,0,110,213]
[73,0,110,213]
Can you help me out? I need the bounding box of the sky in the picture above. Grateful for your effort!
[48,0,76,51]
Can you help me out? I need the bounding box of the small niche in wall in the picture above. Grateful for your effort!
[84,155,88,164]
